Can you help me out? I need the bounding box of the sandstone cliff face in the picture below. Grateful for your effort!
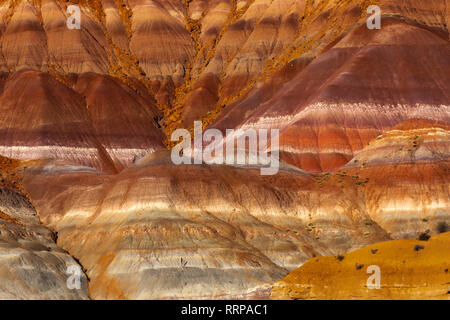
[271,232,450,300]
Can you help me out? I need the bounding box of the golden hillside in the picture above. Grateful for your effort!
[271,232,450,300]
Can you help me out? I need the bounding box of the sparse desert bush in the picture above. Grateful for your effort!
[418,233,430,241]
[436,221,448,234]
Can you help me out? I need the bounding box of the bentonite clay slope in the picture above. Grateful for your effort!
[326,121,450,240]
[209,18,450,173]
[19,123,449,299]
[0,0,448,174]
[271,232,450,300]
[22,152,391,299]
[0,156,89,299]
[0,0,167,172]
[0,69,165,173]
[171,0,450,127]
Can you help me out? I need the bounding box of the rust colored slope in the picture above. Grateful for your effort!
[128,0,195,87]
[210,19,450,173]
[74,72,166,169]
[0,69,166,172]
[271,232,450,300]
[380,0,450,37]
[1,0,48,71]
[0,69,118,173]
[168,0,373,136]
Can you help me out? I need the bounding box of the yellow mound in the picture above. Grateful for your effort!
[271,232,450,300]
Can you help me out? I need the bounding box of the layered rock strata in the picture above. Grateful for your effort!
[19,125,449,299]
[0,184,89,299]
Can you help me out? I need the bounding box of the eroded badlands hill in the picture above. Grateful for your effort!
[0,0,447,300]
[17,124,449,299]
[0,0,447,173]
[211,18,450,172]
